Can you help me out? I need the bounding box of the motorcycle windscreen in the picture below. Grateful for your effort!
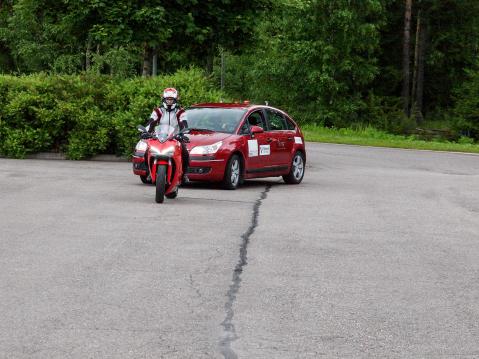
[155,124,177,143]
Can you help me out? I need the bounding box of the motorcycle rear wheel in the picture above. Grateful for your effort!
[155,165,167,203]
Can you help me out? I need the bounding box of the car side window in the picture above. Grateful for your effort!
[266,109,287,131]
[247,111,267,129]
[285,117,296,130]
[239,121,250,135]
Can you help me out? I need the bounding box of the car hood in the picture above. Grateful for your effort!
[186,131,233,150]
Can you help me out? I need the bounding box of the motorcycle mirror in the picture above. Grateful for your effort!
[137,125,147,133]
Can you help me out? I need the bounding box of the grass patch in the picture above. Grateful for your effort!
[302,124,479,154]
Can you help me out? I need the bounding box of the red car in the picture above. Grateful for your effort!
[133,103,306,189]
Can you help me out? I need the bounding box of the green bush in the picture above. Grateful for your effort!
[452,66,479,140]
[0,68,226,159]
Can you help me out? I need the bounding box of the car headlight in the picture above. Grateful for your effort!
[135,141,148,152]
[150,145,175,156]
[190,141,223,155]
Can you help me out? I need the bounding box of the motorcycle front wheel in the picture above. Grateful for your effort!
[155,165,167,203]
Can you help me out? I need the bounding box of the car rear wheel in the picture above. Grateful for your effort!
[283,151,305,184]
[155,165,167,203]
[223,154,241,190]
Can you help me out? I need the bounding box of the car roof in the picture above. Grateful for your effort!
[190,102,253,109]
[189,102,294,120]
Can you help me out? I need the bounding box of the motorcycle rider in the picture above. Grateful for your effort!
[143,87,190,183]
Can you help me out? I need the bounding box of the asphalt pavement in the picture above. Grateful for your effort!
[1,143,478,358]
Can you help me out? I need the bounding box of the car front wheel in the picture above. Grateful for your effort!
[223,154,241,190]
[283,151,305,184]
[140,175,152,184]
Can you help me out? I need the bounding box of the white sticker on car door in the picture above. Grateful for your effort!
[294,136,303,144]
[259,145,270,156]
[248,139,258,157]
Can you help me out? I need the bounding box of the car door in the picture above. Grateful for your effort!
[264,109,294,166]
[240,110,276,174]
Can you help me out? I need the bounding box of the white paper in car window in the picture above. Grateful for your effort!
[260,145,270,156]
[248,140,258,157]
[294,136,303,144]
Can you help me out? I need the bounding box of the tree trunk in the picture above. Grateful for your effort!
[220,48,225,91]
[152,48,158,77]
[412,10,420,109]
[411,9,427,124]
[85,37,92,71]
[402,0,413,117]
[142,43,151,77]
[95,44,101,74]
[415,17,427,123]
[205,44,215,74]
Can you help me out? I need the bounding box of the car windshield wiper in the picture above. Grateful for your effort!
[188,127,215,133]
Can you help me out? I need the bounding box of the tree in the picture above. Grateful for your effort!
[0,0,14,72]
[401,0,412,117]
[152,0,271,74]
[453,63,479,139]
[411,8,427,123]
[221,0,386,126]
[0,0,270,76]
[377,0,479,121]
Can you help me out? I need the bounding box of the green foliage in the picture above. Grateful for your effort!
[52,55,83,75]
[66,108,110,160]
[0,68,225,159]
[0,0,270,75]
[375,0,479,113]
[452,66,479,139]
[217,0,386,126]
[1,0,479,139]
[302,123,479,153]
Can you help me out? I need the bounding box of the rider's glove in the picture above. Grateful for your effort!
[176,134,189,143]
[140,132,151,139]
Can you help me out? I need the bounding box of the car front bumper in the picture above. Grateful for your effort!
[132,152,147,176]
[187,155,226,182]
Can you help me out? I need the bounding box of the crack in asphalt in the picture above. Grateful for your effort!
[219,184,272,359]
[189,274,203,298]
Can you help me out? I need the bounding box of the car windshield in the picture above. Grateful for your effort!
[183,108,247,134]
[154,124,177,143]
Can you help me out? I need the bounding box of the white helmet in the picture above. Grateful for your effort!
[162,87,178,111]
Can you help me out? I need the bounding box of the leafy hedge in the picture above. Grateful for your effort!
[0,68,225,159]
[452,66,479,140]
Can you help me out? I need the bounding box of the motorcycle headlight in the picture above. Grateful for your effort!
[150,145,175,156]
[190,141,223,155]
[135,141,148,152]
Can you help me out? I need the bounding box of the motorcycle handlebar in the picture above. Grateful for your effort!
[140,131,189,143]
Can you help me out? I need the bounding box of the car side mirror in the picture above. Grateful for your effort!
[137,125,147,133]
[250,125,264,134]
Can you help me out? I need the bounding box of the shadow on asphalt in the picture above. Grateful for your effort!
[182,178,284,191]
[131,177,285,195]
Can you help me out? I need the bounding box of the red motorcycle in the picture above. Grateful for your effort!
[133,124,189,203]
